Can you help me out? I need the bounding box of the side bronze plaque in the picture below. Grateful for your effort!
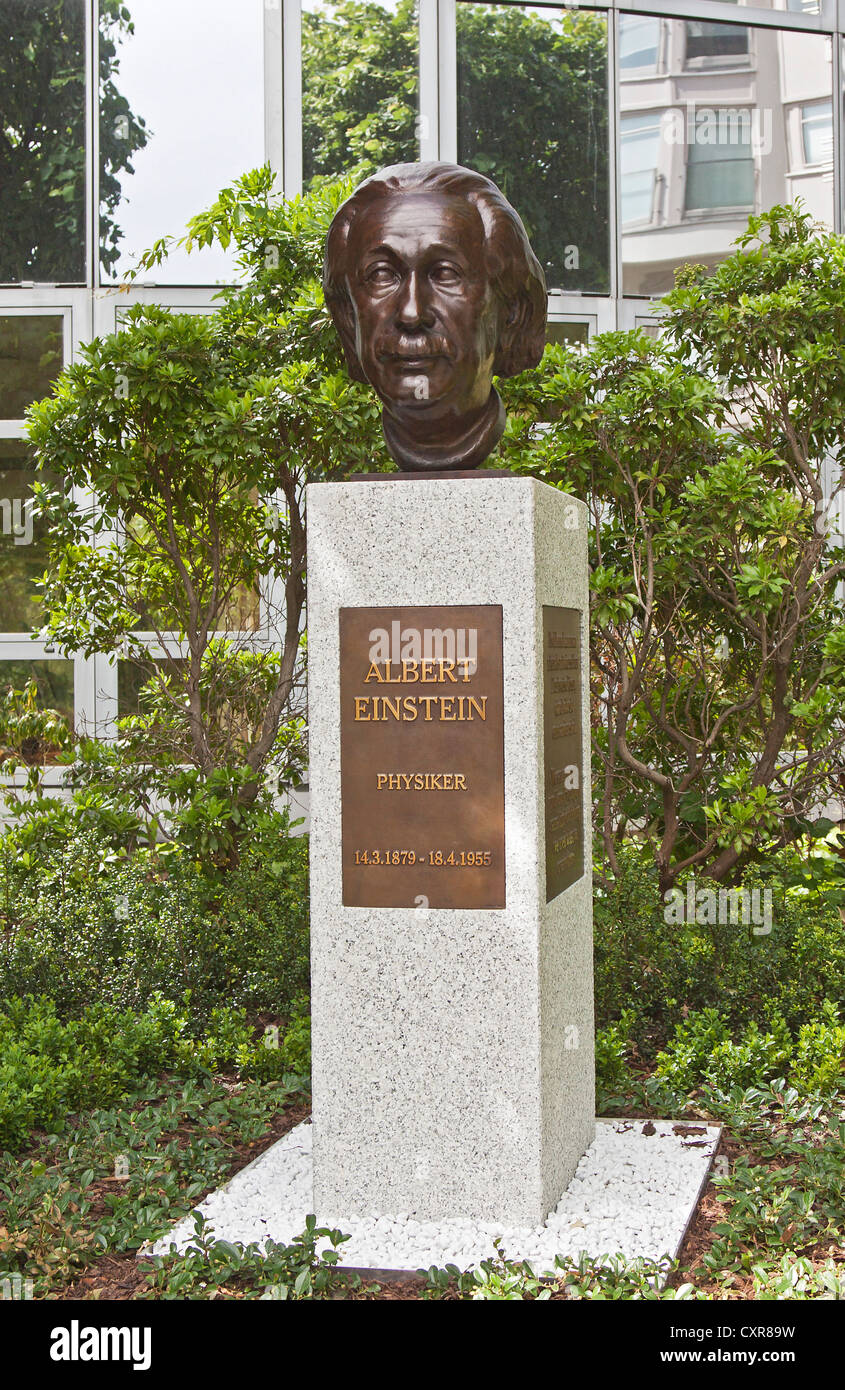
[340,605,505,908]
[544,606,584,901]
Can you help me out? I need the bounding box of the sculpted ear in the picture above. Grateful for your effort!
[327,294,369,384]
[493,293,546,378]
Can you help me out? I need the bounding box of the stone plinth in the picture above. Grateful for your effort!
[307,475,594,1226]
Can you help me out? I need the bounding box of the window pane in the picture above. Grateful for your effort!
[685,155,755,211]
[685,110,753,163]
[99,0,265,284]
[0,316,63,419]
[457,4,609,295]
[0,659,74,725]
[118,658,148,716]
[621,114,662,225]
[302,0,419,187]
[685,22,749,66]
[0,0,86,284]
[547,322,589,346]
[0,440,58,632]
[684,110,753,210]
[619,15,659,72]
[802,102,833,165]
[118,656,185,717]
[621,21,833,296]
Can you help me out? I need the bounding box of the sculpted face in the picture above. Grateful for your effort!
[325,163,547,471]
[345,192,502,429]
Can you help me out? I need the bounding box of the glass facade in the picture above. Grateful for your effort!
[0,658,74,722]
[302,0,419,186]
[457,5,609,293]
[0,0,843,733]
[0,315,63,418]
[98,0,265,283]
[619,17,834,295]
[0,0,87,284]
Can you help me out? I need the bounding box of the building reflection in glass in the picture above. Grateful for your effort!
[620,16,833,296]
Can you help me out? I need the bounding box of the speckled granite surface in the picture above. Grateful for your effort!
[306,476,594,1225]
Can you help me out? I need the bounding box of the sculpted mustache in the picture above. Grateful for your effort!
[376,336,454,360]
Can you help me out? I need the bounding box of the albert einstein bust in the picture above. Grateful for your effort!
[323,161,547,473]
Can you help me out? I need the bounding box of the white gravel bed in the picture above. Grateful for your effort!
[145,1118,719,1276]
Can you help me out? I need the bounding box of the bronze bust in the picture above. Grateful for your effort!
[323,162,547,473]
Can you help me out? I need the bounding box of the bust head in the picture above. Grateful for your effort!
[324,162,547,472]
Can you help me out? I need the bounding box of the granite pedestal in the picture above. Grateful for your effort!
[307,474,594,1225]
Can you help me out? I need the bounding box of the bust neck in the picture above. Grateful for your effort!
[382,389,505,473]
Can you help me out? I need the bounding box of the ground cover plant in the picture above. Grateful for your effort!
[0,1075,310,1299]
[0,813,840,1300]
[2,1064,842,1300]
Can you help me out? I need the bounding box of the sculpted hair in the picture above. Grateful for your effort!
[323,162,548,381]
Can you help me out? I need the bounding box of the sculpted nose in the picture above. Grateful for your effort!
[396,271,434,329]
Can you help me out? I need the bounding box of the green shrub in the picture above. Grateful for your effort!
[0,992,309,1151]
[791,1001,845,1094]
[594,845,845,1052]
[228,996,312,1083]
[654,1009,786,1094]
[0,824,309,1026]
[0,995,175,1149]
[279,998,311,1075]
[652,1002,845,1097]
[595,1009,636,1102]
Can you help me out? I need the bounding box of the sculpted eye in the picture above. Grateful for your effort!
[364,263,399,287]
[430,262,462,285]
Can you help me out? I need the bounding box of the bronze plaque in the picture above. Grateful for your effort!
[544,606,584,901]
[340,605,505,908]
